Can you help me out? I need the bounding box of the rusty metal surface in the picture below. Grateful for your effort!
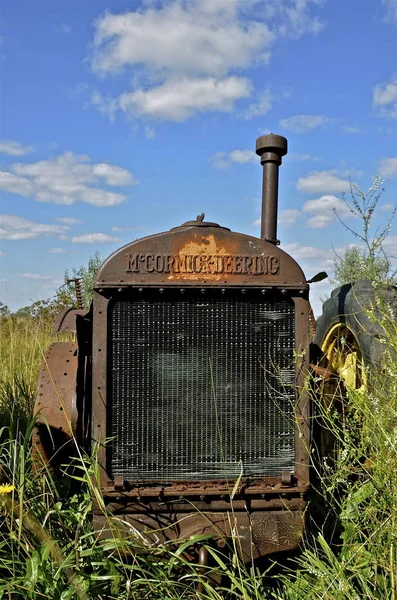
[33,342,79,467]
[93,506,304,562]
[95,226,307,289]
[86,132,313,561]
[92,290,311,494]
[256,134,288,245]
[102,480,308,497]
[101,495,306,513]
[52,308,86,334]
[172,212,229,230]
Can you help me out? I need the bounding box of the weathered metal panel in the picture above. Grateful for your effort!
[95,227,307,289]
[93,505,304,562]
[33,342,78,467]
[52,308,87,334]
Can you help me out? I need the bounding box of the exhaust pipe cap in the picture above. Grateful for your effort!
[256,134,288,159]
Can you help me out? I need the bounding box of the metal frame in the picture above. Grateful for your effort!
[38,133,315,559]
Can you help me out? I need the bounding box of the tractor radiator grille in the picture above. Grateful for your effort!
[107,291,295,483]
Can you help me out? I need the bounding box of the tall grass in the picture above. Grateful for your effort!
[0,293,396,598]
[0,315,53,432]
[278,288,397,599]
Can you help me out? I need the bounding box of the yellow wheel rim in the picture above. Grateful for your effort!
[321,323,367,392]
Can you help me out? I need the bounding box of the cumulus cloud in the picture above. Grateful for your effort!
[283,242,331,261]
[90,3,274,78]
[119,76,251,121]
[90,90,119,123]
[254,210,301,229]
[243,88,272,119]
[0,140,34,156]
[0,214,69,240]
[302,194,352,229]
[379,157,397,179]
[279,209,301,227]
[71,233,118,244]
[373,74,397,118]
[380,203,396,212]
[211,148,256,169]
[0,152,136,206]
[383,235,397,257]
[297,170,350,194]
[279,114,330,133]
[87,1,325,122]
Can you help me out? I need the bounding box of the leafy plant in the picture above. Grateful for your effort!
[332,176,396,286]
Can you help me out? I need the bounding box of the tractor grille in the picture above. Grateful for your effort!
[107,290,296,483]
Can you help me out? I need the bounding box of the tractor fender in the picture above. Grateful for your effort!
[52,308,87,335]
[33,342,79,468]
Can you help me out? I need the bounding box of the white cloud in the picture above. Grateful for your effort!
[90,3,274,78]
[379,157,397,179]
[279,114,330,133]
[0,250,6,256]
[373,74,397,118]
[302,194,352,229]
[279,209,301,227]
[271,1,325,39]
[211,148,256,169]
[297,170,350,194]
[0,140,34,156]
[0,214,69,240]
[0,152,136,207]
[19,273,55,281]
[382,0,397,24]
[90,90,118,123]
[71,233,118,244]
[91,162,133,185]
[380,203,396,212]
[55,217,82,225]
[88,1,325,122]
[243,89,272,119]
[50,248,67,254]
[383,235,397,256]
[119,76,251,121]
[305,214,333,228]
[283,242,330,261]
[229,149,256,164]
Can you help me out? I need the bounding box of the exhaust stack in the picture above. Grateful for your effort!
[256,134,288,245]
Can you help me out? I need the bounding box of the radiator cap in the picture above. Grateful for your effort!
[171,213,230,231]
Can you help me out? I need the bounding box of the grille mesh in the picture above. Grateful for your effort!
[108,291,295,483]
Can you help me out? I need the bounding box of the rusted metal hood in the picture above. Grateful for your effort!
[95,225,307,288]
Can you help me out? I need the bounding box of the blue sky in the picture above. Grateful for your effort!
[1,0,396,315]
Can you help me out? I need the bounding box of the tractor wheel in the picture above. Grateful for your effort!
[314,279,396,391]
[311,280,396,479]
